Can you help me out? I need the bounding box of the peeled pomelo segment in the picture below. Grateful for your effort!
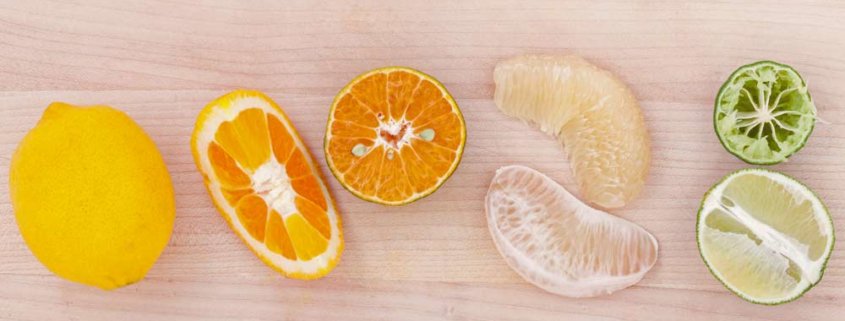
[493,55,650,209]
[485,165,658,298]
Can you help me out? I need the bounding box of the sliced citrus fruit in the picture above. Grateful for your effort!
[715,61,817,165]
[191,90,342,279]
[325,67,466,205]
[697,169,834,304]
[486,165,658,298]
[493,55,650,209]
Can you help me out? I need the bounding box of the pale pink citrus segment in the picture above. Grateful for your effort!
[485,165,658,298]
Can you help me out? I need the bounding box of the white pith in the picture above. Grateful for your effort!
[376,119,417,150]
[252,162,296,219]
[195,94,341,275]
[698,169,834,304]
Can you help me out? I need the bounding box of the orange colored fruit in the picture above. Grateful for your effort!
[191,90,342,279]
[325,67,466,205]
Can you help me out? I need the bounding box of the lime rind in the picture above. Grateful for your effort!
[714,61,817,165]
[696,168,835,305]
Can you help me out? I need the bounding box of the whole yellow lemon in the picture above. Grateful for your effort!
[9,102,175,290]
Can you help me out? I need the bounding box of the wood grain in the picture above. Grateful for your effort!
[1,0,844,320]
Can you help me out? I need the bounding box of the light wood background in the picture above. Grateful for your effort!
[1,0,843,320]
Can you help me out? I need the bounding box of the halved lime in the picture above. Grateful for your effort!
[697,169,834,305]
[714,61,817,164]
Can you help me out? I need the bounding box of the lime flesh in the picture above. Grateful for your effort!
[714,61,816,165]
[697,169,834,304]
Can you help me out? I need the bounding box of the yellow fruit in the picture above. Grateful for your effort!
[494,55,650,209]
[486,165,658,297]
[191,90,342,279]
[325,67,466,205]
[9,102,175,290]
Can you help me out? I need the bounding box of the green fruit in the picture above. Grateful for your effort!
[714,61,816,165]
[697,169,834,304]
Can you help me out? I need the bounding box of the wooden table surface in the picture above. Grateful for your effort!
[1,1,844,320]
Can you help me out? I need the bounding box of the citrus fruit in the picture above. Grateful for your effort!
[10,102,174,290]
[486,165,658,298]
[325,67,466,205]
[493,55,650,209]
[714,61,817,165]
[191,90,342,279]
[697,169,834,304]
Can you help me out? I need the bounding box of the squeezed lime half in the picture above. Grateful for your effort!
[714,61,816,164]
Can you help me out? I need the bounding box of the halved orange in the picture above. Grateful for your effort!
[191,90,342,279]
[325,67,466,205]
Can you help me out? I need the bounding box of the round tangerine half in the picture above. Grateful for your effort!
[325,67,466,205]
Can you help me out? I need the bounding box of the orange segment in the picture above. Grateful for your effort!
[285,150,310,179]
[411,139,456,174]
[387,70,421,119]
[265,210,297,260]
[405,80,443,120]
[191,90,343,280]
[410,97,452,125]
[342,145,385,197]
[376,155,415,202]
[235,194,267,241]
[349,72,389,116]
[326,137,373,174]
[291,175,327,210]
[330,120,378,139]
[416,113,463,149]
[285,214,329,261]
[295,197,331,239]
[267,114,295,163]
[399,148,438,194]
[333,95,379,127]
[326,67,466,205]
[214,108,271,171]
[222,188,253,206]
[208,142,251,188]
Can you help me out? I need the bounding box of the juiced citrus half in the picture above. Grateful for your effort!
[191,90,342,279]
[714,61,817,165]
[486,165,658,298]
[325,67,466,205]
[494,55,650,209]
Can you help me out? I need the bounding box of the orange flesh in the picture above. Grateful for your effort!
[207,108,332,261]
[327,69,464,204]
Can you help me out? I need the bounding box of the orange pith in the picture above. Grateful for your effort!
[192,90,342,279]
[325,67,466,205]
